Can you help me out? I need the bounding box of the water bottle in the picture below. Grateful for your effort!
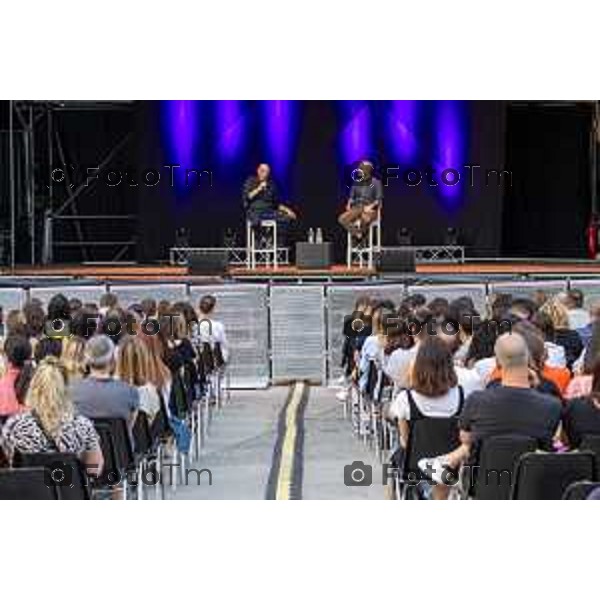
[316,227,323,244]
[308,228,314,243]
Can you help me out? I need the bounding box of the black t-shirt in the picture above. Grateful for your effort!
[562,397,600,448]
[242,176,279,213]
[459,385,562,451]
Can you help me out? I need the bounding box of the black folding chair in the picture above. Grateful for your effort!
[510,451,596,500]
[13,452,90,500]
[0,467,60,499]
[92,418,135,499]
[466,435,538,500]
[397,405,462,500]
[579,434,600,478]
[562,480,600,500]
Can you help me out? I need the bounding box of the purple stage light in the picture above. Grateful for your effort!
[217,100,243,161]
[435,100,465,204]
[263,100,297,178]
[162,100,199,191]
[387,100,418,163]
[340,101,372,165]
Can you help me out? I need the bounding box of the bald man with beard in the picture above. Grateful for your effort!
[419,332,562,480]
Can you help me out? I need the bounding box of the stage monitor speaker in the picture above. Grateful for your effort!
[188,250,228,275]
[377,247,416,273]
[295,241,333,269]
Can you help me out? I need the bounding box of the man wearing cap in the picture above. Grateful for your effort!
[69,335,139,425]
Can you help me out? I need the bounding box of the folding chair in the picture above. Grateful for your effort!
[562,480,600,500]
[579,434,600,477]
[13,452,90,500]
[510,451,596,500]
[92,418,135,499]
[395,395,463,500]
[0,467,60,500]
[466,435,538,500]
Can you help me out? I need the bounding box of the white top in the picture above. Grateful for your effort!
[196,317,229,362]
[389,386,463,421]
[455,366,484,397]
[383,345,418,389]
[138,383,161,419]
[568,308,590,330]
[545,341,566,368]
[472,357,497,383]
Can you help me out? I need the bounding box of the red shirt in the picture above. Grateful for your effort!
[0,367,26,416]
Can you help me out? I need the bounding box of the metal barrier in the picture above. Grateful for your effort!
[189,284,270,388]
[29,285,108,307]
[2,275,596,388]
[270,285,326,384]
[326,283,406,383]
[108,284,188,306]
[567,279,600,308]
[0,288,27,314]
[487,279,567,300]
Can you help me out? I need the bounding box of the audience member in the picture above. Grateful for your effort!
[421,333,562,477]
[70,335,139,425]
[539,299,583,369]
[1,358,104,477]
[0,335,33,416]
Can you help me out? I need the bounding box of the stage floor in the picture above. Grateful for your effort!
[3,259,600,282]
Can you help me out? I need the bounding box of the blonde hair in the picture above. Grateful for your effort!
[117,336,148,387]
[25,358,71,443]
[540,298,570,330]
[60,336,86,380]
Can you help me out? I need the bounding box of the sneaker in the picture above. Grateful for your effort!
[417,456,459,486]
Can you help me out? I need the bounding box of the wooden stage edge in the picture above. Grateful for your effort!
[3,260,600,281]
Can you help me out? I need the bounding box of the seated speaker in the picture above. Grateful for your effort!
[188,250,228,275]
[377,247,416,273]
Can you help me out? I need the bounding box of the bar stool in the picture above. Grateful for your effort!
[246,219,278,269]
[346,210,382,269]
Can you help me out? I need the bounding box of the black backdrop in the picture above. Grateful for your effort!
[502,103,593,258]
[136,101,508,262]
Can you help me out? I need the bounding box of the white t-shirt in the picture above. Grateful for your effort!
[196,317,229,362]
[383,344,418,388]
[388,386,463,421]
[455,366,484,397]
[137,383,161,419]
[472,357,496,383]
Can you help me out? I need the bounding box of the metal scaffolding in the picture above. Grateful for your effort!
[2,101,138,268]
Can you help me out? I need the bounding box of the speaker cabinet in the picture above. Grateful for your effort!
[377,247,416,273]
[188,250,228,275]
[295,242,333,269]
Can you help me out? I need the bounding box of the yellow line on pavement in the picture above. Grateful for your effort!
[275,381,305,500]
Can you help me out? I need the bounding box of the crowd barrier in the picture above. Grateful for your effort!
[1,275,595,387]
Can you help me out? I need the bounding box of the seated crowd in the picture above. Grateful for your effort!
[0,292,228,490]
[341,289,600,499]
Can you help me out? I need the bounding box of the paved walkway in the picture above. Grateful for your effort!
[168,385,384,500]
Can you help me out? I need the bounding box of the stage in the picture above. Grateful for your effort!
[3,258,600,283]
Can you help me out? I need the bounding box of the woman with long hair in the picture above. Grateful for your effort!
[1,358,103,476]
[387,336,464,500]
[60,335,87,382]
[538,298,583,369]
[117,336,161,420]
[0,335,34,416]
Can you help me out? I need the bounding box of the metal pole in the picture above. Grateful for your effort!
[30,104,35,264]
[592,102,599,216]
[9,100,15,270]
